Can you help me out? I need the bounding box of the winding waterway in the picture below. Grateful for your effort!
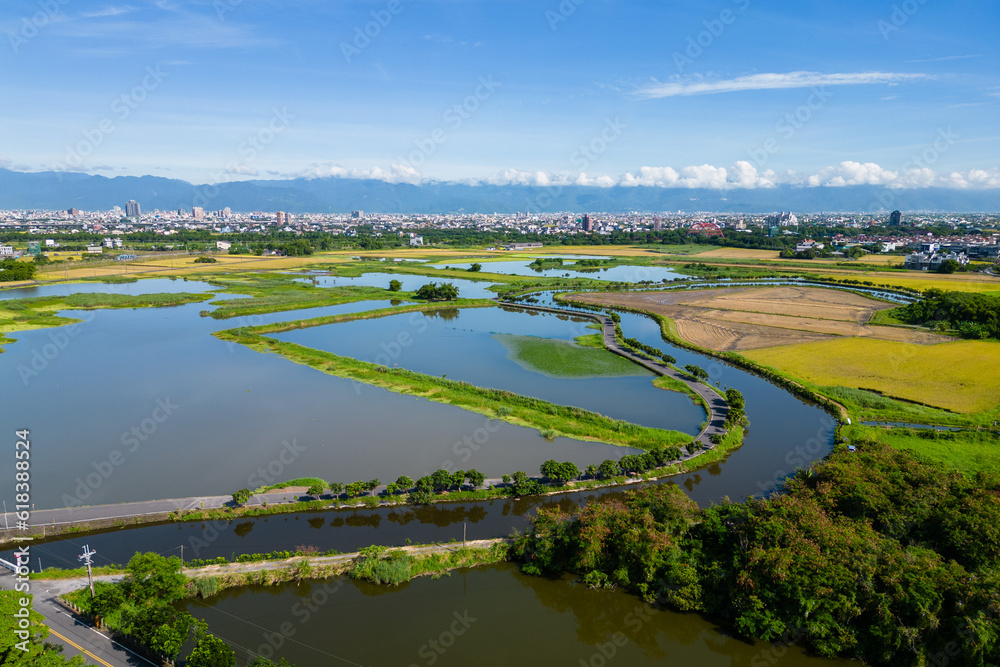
[3,274,843,666]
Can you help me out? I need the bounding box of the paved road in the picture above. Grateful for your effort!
[1,570,147,667]
[498,301,731,447]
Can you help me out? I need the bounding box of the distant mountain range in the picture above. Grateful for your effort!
[2,169,999,214]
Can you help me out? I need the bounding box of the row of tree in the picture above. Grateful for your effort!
[896,288,1000,339]
[66,553,295,667]
[0,258,37,281]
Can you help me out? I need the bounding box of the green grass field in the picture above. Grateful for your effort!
[743,337,1000,414]
[845,424,1000,476]
[495,334,649,378]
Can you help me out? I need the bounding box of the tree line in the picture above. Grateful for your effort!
[511,440,1000,666]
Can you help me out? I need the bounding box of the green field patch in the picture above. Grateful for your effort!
[844,424,1000,476]
[494,333,650,378]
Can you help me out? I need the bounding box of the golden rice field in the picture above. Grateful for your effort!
[742,338,1000,414]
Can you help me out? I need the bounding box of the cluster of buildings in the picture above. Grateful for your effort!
[0,204,997,262]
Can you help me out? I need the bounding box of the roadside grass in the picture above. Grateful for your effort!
[818,386,979,426]
[741,337,1000,415]
[259,477,327,493]
[495,333,649,378]
[843,424,1000,476]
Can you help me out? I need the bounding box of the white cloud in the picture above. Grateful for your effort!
[224,164,258,177]
[267,161,1000,191]
[805,161,899,187]
[80,5,137,18]
[296,162,422,185]
[635,71,932,99]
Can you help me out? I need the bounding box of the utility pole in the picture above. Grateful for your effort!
[79,545,97,598]
[463,522,466,548]
[2,501,8,530]
[180,545,183,568]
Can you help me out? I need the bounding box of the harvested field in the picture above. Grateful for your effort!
[692,248,781,259]
[570,286,951,351]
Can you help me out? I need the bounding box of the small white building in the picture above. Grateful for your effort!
[409,236,424,246]
[216,241,232,251]
[86,245,103,254]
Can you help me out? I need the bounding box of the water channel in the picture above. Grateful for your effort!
[1,273,844,666]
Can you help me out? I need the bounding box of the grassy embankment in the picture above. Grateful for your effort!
[0,291,214,351]
[214,303,690,450]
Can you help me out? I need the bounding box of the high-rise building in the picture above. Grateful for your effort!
[889,210,902,226]
[582,214,593,232]
[125,200,141,218]
[276,211,288,225]
[192,206,205,219]
[67,208,81,216]
[351,210,363,219]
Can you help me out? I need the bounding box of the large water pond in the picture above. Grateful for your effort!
[182,563,855,667]
[2,290,635,510]
[432,259,688,282]
[0,277,217,300]
[273,306,705,434]
[293,272,497,300]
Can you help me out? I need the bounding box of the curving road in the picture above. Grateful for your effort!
[496,301,730,447]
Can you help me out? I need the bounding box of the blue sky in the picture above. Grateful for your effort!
[1,0,998,189]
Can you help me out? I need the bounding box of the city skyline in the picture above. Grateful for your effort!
[1,0,998,191]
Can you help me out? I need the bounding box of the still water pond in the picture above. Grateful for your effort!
[183,563,855,667]
[432,259,688,282]
[1,294,631,509]
[274,306,705,434]
[293,272,497,300]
